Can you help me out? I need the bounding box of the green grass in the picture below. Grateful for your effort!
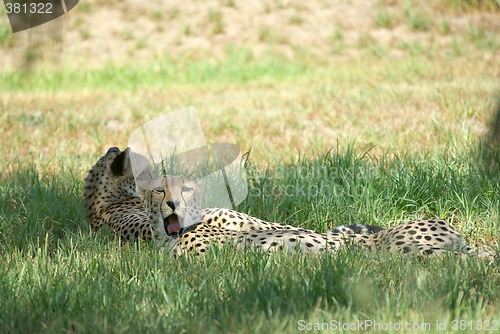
[404,2,432,31]
[288,12,304,25]
[0,22,12,46]
[375,11,394,29]
[0,53,314,92]
[467,25,498,50]
[1,7,499,329]
[0,146,498,333]
[329,28,344,54]
[208,9,224,35]
[441,0,500,11]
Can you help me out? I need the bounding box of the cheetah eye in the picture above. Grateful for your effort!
[181,186,192,192]
[154,187,165,193]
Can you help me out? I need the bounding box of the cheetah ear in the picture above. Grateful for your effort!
[106,147,120,155]
[110,148,133,177]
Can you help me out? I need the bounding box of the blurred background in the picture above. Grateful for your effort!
[0,0,498,171]
[1,0,499,68]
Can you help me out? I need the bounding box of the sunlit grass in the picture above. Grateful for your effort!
[1,51,498,171]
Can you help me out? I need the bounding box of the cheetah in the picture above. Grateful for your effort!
[83,147,153,242]
[85,147,492,259]
[138,174,481,257]
[84,147,301,242]
[139,180,368,255]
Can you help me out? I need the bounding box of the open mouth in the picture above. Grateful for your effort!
[164,214,182,235]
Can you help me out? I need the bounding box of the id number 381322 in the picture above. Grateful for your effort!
[5,2,53,14]
[452,320,498,331]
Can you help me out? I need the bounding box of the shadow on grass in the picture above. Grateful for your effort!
[2,139,497,255]
[171,247,500,333]
[241,143,499,236]
[0,167,88,251]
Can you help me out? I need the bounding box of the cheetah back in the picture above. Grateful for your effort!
[84,147,152,242]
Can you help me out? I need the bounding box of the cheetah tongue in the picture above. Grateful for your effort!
[166,214,181,234]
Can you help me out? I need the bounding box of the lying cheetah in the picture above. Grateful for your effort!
[83,147,306,242]
[138,174,475,257]
[84,147,340,242]
[85,147,491,258]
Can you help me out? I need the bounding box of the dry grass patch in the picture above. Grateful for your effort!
[1,54,498,177]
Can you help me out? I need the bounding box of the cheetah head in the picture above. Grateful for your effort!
[84,147,141,220]
[138,175,204,237]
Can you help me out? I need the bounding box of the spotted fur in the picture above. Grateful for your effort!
[86,147,491,259]
[139,176,482,257]
[83,147,152,242]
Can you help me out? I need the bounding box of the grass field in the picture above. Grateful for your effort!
[1,0,500,333]
[1,145,499,333]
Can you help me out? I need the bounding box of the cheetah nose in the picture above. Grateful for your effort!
[166,201,176,211]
